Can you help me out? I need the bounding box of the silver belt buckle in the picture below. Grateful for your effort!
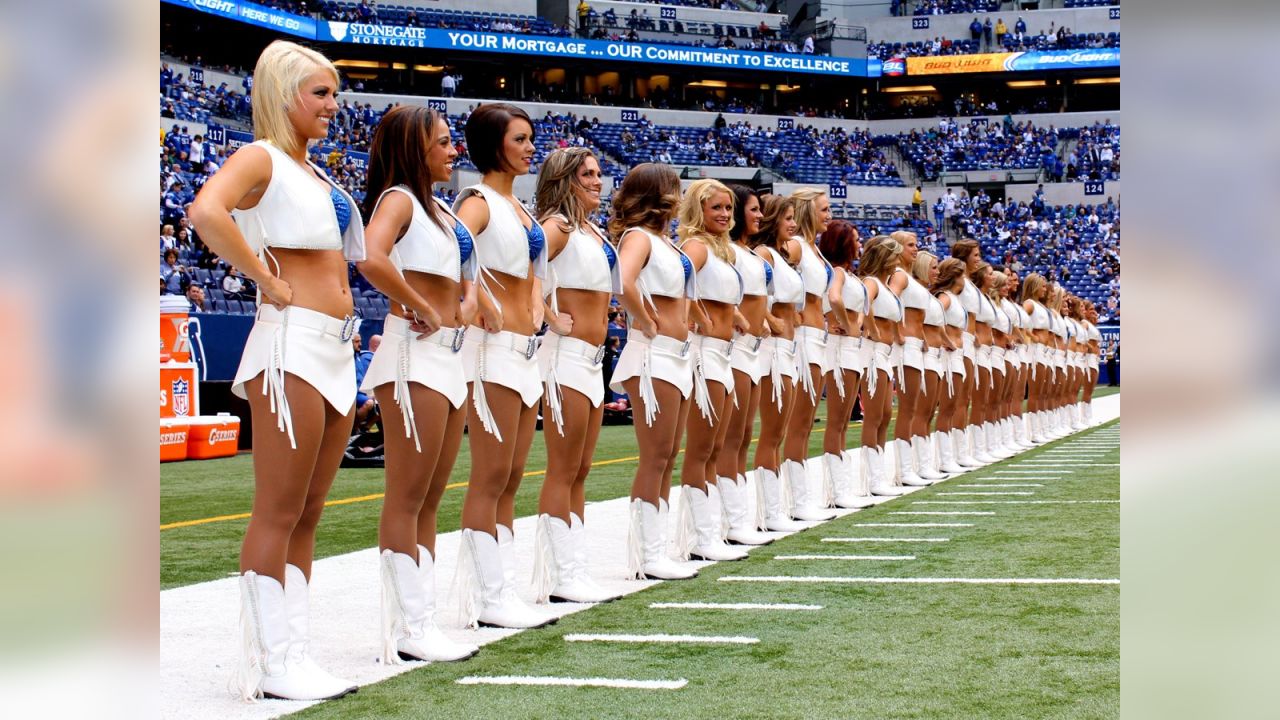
[751,336,763,352]
[450,327,466,353]
[592,344,606,366]
[822,329,829,342]
[340,315,358,342]
[726,338,735,356]
[680,339,691,357]
[524,336,540,360]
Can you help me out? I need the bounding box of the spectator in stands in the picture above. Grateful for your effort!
[1014,16,1026,39]
[933,196,945,230]
[969,17,983,43]
[803,35,815,54]
[353,334,376,428]
[161,224,178,251]
[186,284,206,312]
[983,18,993,49]
[995,17,1007,46]
[441,72,456,97]
[161,249,187,294]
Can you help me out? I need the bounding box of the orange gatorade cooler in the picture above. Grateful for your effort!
[160,295,192,363]
[160,418,191,462]
[160,362,199,418]
[186,414,241,460]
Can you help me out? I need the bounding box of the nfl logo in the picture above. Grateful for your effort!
[172,378,190,417]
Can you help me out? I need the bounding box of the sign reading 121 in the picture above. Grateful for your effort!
[828,184,848,199]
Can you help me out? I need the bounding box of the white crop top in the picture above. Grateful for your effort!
[688,244,743,305]
[761,246,805,311]
[547,216,620,296]
[454,183,547,281]
[1027,300,1050,330]
[941,291,967,329]
[733,244,772,298]
[1049,310,1068,339]
[975,293,996,325]
[796,239,832,303]
[991,299,1012,334]
[897,268,931,311]
[232,140,365,262]
[958,278,982,316]
[841,269,867,315]
[1003,299,1027,330]
[867,277,904,322]
[1086,321,1102,343]
[373,187,476,283]
[924,294,945,327]
[627,227,696,307]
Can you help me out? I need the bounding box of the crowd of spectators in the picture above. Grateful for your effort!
[869,22,1119,60]
[722,122,903,185]
[897,116,1061,180]
[1063,120,1119,182]
[161,62,252,126]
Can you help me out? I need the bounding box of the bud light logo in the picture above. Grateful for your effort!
[882,58,906,76]
[172,378,190,417]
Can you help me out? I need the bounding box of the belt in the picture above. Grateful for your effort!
[384,315,467,353]
[483,329,542,359]
[258,305,360,342]
[734,332,764,353]
[550,334,607,366]
[694,334,733,357]
[796,325,829,343]
[626,330,691,358]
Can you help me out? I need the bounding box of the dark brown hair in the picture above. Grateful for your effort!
[464,103,535,175]
[728,183,759,244]
[363,105,449,234]
[751,195,795,251]
[608,163,681,238]
[819,219,859,271]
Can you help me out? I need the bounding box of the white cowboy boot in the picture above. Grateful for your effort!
[456,529,555,629]
[722,475,774,544]
[868,445,907,496]
[784,459,837,520]
[759,466,806,531]
[380,548,479,663]
[685,486,749,561]
[627,498,698,580]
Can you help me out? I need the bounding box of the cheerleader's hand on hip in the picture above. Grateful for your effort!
[632,312,658,339]
[479,302,503,334]
[547,311,574,336]
[409,305,442,339]
[259,276,292,309]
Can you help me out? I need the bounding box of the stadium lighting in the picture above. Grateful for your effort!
[1006,80,1047,88]
[1076,77,1121,85]
[882,85,936,93]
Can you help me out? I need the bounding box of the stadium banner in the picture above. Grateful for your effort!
[907,49,1119,75]
[161,0,318,39]
[317,23,871,77]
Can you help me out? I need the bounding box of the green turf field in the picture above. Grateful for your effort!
[161,386,1117,590]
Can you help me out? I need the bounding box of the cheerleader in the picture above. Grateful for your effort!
[1045,285,1070,437]
[1000,268,1034,450]
[969,262,1002,462]
[818,220,877,508]
[780,188,837,522]
[357,106,480,663]
[190,40,360,701]
[610,163,700,580]
[451,103,554,629]
[858,237,909,496]
[1020,273,1053,443]
[910,251,952,480]
[1082,301,1102,425]
[932,258,970,474]
[750,195,809,531]
[529,147,623,604]
[715,184,775,545]
[949,239,984,466]
[1065,295,1088,430]
[984,270,1015,459]
[888,231,934,485]
[672,179,751,563]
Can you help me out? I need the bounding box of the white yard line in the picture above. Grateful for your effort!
[720,576,1119,586]
[565,633,759,645]
[456,675,687,690]
[937,491,1036,496]
[853,522,974,527]
[911,500,1119,505]
[648,602,822,611]
[774,554,917,561]
[889,511,996,516]
[954,484,1042,488]
[821,537,949,543]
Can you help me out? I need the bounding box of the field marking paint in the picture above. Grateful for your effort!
[648,602,823,611]
[936,486,1034,491]
[775,554,917,561]
[890,511,995,516]
[996,469,1071,474]
[457,675,687,690]
[955,484,1042,488]
[720,576,1120,586]
[821,537,949,543]
[1014,463,1117,467]
[912,500,1118,505]
[854,522,974,527]
[565,633,758,645]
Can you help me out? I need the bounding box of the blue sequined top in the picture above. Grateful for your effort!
[825,264,833,284]
[602,241,618,270]
[330,187,351,235]
[454,221,474,266]
[680,253,693,281]
[763,260,774,286]
[526,220,546,262]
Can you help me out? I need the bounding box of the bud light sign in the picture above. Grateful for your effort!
[882,58,905,76]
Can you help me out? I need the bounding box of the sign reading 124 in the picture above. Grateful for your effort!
[1083,181,1105,196]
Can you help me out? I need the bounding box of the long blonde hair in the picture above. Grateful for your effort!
[986,270,1007,301]
[677,178,735,263]
[1020,272,1048,304]
[536,147,599,233]
[790,187,827,245]
[251,40,340,158]
[858,237,902,279]
[912,250,937,285]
